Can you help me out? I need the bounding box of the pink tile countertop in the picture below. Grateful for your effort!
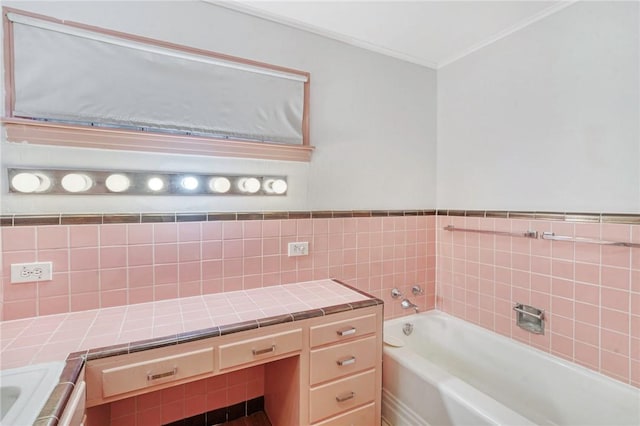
[0,279,375,370]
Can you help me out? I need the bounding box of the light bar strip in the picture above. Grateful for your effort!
[8,168,288,196]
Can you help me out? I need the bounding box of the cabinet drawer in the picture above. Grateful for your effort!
[313,402,376,426]
[219,328,302,370]
[101,347,214,398]
[310,336,376,385]
[309,369,376,424]
[310,314,376,348]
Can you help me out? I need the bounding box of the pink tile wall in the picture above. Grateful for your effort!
[0,216,436,321]
[106,364,265,426]
[437,215,640,387]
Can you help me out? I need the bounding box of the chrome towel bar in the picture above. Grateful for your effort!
[444,226,639,248]
[443,225,538,239]
[540,232,640,248]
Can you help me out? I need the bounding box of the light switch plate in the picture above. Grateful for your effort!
[287,242,309,257]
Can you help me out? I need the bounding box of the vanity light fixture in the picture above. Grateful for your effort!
[7,168,287,196]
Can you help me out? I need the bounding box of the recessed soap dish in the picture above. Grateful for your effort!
[513,303,545,334]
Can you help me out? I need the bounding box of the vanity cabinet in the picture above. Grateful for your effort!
[308,313,381,425]
[84,304,382,426]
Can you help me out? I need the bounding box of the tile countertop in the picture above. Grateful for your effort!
[0,279,379,370]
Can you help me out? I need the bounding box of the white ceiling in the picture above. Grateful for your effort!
[213,0,577,69]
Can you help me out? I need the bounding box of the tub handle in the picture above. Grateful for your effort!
[513,305,544,320]
[337,327,356,336]
[336,356,356,366]
[335,391,355,402]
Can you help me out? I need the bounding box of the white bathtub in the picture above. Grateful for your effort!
[382,311,640,426]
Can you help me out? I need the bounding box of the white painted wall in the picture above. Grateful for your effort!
[437,1,639,213]
[0,1,437,214]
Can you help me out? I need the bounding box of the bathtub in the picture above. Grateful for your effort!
[382,311,640,426]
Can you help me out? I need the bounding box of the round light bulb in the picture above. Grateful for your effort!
[61,173,93,193]
[181,176,199,191]
[147,177,164,192]
[11,172,51,193]
[11,173,40,193]
[264,179,288,195]
[208,177,231,193]
[105,174,131,192]
[238,177,261,194]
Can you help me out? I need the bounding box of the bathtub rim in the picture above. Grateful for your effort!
[384,309,639,395]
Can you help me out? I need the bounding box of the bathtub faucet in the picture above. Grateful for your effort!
[401,298,419,313]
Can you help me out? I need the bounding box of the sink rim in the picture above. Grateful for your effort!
[0,361,65,425]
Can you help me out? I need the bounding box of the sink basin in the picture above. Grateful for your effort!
[0,362,65,425]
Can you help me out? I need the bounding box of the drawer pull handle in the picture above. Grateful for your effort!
[337,327,356,336]
[252,345,276,356]
[336,356,356,366]
[147,368,177,381]
[335,391,355,402]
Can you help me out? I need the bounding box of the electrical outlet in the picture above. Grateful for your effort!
[11,262,53,283]
[287,242,309,257]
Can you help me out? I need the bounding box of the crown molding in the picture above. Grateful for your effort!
[435,1,579,68]
[207,0,579,70]
[206,0,439,70]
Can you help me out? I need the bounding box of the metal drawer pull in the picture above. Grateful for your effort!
[252,345,276,356]
[335,391,355,402]
[336,327,356,336]
[336,356,356,366]
[147,368,177,381]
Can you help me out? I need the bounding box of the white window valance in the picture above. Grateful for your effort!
[8,12,308,146]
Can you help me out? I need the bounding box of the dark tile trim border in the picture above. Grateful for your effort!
[0,210,437,226]
[5,209,640,226]
[436,210,640,225]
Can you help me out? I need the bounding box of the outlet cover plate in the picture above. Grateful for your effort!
[11,262,53,283]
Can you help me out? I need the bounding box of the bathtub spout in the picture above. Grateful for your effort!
[401,298,419,313]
